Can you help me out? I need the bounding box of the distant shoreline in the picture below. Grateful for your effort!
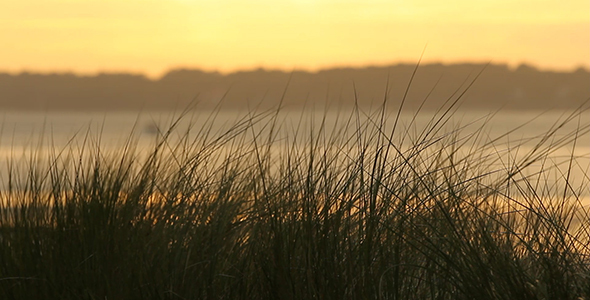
[1,63,588,111]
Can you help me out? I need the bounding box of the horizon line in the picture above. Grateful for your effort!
[2,60,589,81]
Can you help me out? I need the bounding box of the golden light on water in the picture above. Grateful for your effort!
[1,0,588,77]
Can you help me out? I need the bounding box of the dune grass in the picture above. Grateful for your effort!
[0,100,588,300]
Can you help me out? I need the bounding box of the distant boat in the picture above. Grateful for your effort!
[143,122,160,135]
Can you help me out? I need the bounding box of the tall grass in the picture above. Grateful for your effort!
[0,101,588,299]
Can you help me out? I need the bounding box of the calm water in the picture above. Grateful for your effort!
[0,109,588,197]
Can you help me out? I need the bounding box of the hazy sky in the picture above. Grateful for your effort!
[2,0,589,77]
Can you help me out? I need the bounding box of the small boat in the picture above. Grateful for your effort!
[144,122,160,135]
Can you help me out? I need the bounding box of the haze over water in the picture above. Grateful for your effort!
[0,109,587,198]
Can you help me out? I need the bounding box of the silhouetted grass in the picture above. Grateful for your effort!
[0,101,588,300]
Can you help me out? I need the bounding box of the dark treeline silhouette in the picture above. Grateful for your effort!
[0,63,588,111]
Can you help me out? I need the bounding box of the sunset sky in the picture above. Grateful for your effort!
[2,0,588,78]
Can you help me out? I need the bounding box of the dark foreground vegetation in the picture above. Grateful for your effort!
[0,101,589,299]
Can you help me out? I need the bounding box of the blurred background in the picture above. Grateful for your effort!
[1,0,588,111]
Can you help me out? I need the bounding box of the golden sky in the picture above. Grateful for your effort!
[1,0,589,77]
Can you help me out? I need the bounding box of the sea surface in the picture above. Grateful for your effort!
[0,109,588,198]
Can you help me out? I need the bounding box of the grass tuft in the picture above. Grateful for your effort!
[0,102,588,299]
